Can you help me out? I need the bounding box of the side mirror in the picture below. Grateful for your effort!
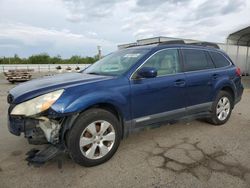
[137,67,157,79]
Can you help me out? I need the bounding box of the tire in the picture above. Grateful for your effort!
[66,108,122,167]
[207,91,233,125]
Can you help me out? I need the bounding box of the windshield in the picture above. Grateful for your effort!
[84,48,149,76]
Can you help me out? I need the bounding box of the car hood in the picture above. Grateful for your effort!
[9,72,113,104]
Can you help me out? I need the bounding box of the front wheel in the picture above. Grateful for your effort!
[66,108,122,166]
[207,91,233,125]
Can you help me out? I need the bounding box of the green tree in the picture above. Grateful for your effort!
[28,53,50,64]
[50,55,62,64]
[0,54,98,64]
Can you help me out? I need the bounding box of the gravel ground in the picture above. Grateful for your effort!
[0,73,250,188]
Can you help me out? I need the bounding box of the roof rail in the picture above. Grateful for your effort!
[118,38,220,49]
[120,40,186,49]
[158,40,185,45]
[188,42,220,49]
[159,40,220,49]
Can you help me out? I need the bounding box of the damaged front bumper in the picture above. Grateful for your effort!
[8,114,67,166]
[8,115,63,145]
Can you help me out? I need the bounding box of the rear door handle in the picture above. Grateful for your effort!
[174,79,186,87]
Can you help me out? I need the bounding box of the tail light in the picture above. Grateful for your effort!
[236,67,241,77]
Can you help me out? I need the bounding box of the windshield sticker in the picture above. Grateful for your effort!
[123,54,141,58]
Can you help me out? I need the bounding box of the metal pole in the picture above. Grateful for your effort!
[97,45,102,60]
[236,45,240,67]
[246,47,249,76]
[226,39,229,53]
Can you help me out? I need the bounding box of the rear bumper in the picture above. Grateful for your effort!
[235,83,244,105]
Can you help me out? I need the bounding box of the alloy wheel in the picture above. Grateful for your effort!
[216,97,231,121]
[79,120,116,159]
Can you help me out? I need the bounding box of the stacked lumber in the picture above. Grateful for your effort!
[4,69,34,83]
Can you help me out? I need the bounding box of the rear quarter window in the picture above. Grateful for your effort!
[209,51,230,68]
[182,49,215,72]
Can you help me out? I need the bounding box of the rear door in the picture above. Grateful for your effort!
[181,48,215,114]
[130,49,187,126]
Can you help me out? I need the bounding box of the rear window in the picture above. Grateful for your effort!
[209,52,230,68]
[182,49,215,72]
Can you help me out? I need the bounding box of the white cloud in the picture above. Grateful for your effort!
[87,31,98,37]
[0,44,19,49]
[121,0,250,43]
[134,0,190,11]
[66,14,84,23]
[0,0,249,57]
[192,0,246,19]
[0,23,115,57]
[62,0,121,22]
[0,23,83,45]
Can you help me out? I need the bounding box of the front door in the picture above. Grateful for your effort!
[130,49,187,126]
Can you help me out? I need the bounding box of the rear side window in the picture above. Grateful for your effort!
[182,49,215,72]
[209,52,230,68]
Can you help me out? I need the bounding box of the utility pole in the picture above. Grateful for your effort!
[97,45,102,60]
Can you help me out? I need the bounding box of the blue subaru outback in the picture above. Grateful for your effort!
[7,41,243,166]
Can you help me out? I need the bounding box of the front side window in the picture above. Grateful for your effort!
[209,51,230,68]
[84,48,149,76]
[182,49,214,72]
[138,49,180,77]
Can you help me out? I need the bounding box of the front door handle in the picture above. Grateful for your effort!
[174,79,186,87]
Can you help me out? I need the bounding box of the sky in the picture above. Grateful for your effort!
[0,0,249,58]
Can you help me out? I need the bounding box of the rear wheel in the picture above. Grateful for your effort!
[207,91,233,125]
[67,108,121,166]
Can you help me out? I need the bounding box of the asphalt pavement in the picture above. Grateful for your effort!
[0,74,250,188]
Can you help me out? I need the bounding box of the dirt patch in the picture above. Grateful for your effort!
[146,137,250,182]
[11,150,22,156]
